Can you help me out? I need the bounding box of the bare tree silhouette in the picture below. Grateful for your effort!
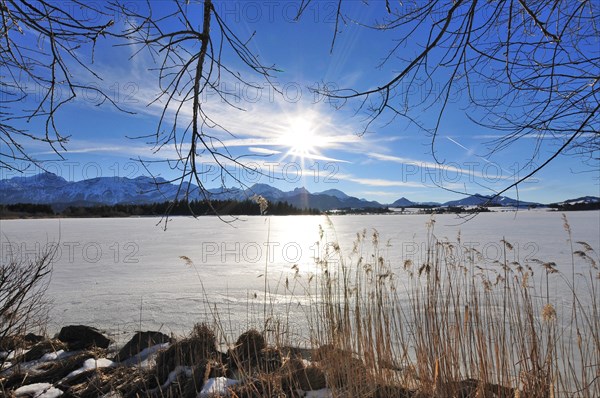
[2,0,598,203]
[299,0,599,197]
[110,0,280,209]
[1,0,119,171]
[1,0,279,217]
[0,245,54,368]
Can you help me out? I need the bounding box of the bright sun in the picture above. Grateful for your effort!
[281,117,319,157]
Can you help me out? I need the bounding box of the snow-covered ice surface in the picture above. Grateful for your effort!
[1,211,598,340]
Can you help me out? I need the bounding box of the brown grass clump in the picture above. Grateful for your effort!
[179,362,211,398]
[257,347,284,374]
[191,322,216,341]
[115,330,172,362]
[154,323,217,384]
[0,333,44,351]
[233,329,265,363]
[59,366,135,397]
[281,357,327,392]
[103,368,156,398]
[313,344,369,394]
[372,384,416,398]
[229,373,287,398]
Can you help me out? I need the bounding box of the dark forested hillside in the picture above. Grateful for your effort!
[0,200,320,218]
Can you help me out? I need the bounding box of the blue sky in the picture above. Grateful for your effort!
[2,0,598,204]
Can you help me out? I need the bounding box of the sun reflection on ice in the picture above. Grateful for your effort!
[264,215,334,275]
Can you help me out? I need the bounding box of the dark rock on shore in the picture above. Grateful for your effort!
[57,325,111,350]
[227,329,284,377]
[313,343,370,394]
[115,330,172,362]
[282,357,327,391]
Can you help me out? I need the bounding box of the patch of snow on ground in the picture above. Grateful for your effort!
[65,358,115,379]
[40,350,67,362]
[161,366,193,389]
[198,377,239,397]
[120,342,169,367]
[1,348,30,360]
[2,351,77,377]
[14,383,63,397]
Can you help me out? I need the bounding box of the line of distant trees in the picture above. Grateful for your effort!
[0,200,320,219]
[422,206,491,214]
[548,202,600,211]
[326,207,393,215]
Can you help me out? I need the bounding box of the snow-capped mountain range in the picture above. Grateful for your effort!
[1,172,186,207]
[555,196,600,206]
[0,173,383,210]
[1,172,596,211]
[442,193,540,208]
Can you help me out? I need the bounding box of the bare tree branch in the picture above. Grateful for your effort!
[303,0,599,194]
[0,0,119,171]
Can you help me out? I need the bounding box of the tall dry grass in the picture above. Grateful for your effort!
[281,216,599,397]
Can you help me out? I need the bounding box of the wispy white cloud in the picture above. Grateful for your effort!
[360,190,403,197]
[248,147,281,155]
[285,152,351,163]
[32,142,151,157]
[68,47,381,166]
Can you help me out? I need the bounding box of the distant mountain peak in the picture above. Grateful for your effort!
[558,196,600,205]
[32,171,64,179]
[315,189,349,200]
[246,183,285,199]
[10,171,68,185]
[443,193,539,207]
[391,197,415,207]
[249,183,275,189]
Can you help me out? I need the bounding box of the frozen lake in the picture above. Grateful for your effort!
[1,210,598,342]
